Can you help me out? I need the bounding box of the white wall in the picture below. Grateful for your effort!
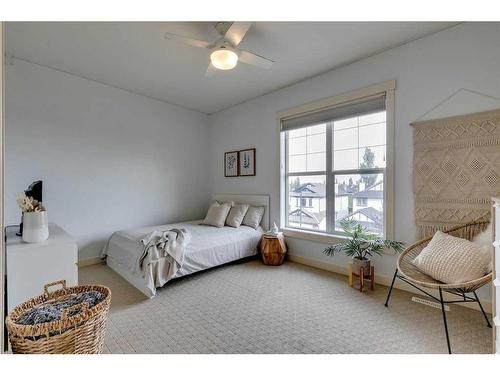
[5,59,211,260]
[208,23,500,303]
[5,23,499,305]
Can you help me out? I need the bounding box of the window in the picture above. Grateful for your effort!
[279,82,394,239]
[356,197,368,207]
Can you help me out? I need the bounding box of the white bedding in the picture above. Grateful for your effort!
[103,220,263,295]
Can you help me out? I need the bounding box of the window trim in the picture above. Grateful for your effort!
[277,80,396,242]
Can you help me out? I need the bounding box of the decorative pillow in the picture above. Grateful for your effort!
[412,231,492,284]
[472,223,493,272]
[472,223,492,246]
[225,204,249,228]
[242,206,265,229]
[201,201,232,228]
[217,200,234,207]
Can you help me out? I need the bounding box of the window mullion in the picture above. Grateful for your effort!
[326,123,334,233]
[285,132,290,228]
[382,169,387,239]
[287,171,327,177]
[330,168,385,175]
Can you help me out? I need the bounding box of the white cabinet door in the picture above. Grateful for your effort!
[493,198,500,353]
[6,223,78,312]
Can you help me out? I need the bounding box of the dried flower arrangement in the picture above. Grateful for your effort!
[16,192,46,213]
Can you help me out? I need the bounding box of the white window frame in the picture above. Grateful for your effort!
[277,80,395,243]
[0,22,5,353]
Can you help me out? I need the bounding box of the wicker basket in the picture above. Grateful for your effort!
[5,280,111,354]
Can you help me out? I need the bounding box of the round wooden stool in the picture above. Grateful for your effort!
[260,233,287,266]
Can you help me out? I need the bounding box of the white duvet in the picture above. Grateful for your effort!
[103,220,263,295]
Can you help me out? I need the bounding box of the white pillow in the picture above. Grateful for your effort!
[472,223,493,272]
[413,231,492,284]
[217,200,234,207]
[242,206,265,229]
[472,223,492,246]
[202,201,232,228]
[225,204,249,228]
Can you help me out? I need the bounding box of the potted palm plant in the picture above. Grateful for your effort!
[323,219,404,276]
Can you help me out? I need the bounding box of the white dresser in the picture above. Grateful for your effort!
[6,223,78,312]
[493,198,500,354]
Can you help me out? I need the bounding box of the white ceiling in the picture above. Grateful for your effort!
[6,22,458,114]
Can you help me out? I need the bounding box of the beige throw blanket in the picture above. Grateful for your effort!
[412,108,500,238]
[135,228,191,295]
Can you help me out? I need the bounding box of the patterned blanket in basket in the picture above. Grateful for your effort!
[16,291,103,325]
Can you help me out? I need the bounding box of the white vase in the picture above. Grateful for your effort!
[270,222,279,234]
[22,211,49,243]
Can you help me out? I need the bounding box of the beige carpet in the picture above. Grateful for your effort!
[79,260,493,354]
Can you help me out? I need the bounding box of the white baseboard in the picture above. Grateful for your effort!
[288,254,492,314]
[77,256,104,267]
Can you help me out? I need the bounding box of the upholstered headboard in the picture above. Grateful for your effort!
[212,193,270,231]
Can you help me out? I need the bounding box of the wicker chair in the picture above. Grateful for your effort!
[384,220,492,354]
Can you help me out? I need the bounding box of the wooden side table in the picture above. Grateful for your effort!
[348,263,375,293]
[260,233,287,266]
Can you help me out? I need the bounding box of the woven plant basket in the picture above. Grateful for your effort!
[5,280,111,354]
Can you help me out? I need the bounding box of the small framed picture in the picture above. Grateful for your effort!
[239,148,256,176]
[224,151,239,177]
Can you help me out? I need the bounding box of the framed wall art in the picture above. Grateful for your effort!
[224,150,239,177]
[239,148,256,176]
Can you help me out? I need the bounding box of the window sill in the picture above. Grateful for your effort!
[281,227,348,245]
[282,227,398,254]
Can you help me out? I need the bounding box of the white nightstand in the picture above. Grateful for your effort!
[6,223,78,312]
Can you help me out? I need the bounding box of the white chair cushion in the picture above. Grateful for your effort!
[201,201,232,228]
[412,230,492,284]
[242,206,265,229]
[225,204,249,228]
[472,223,493,272]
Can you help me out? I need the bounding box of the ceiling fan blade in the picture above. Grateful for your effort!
[224,22,252,47]
[164,32,213,49]
[205,63,217,77]
[238,50,275,70]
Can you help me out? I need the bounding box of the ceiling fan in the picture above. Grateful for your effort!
[164,22,275,77]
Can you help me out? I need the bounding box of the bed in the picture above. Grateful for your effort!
[103,194,269,297]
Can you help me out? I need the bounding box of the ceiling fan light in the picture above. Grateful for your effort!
[210,48,238,70]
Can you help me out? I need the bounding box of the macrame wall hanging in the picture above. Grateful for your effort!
[412,107,500,238]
